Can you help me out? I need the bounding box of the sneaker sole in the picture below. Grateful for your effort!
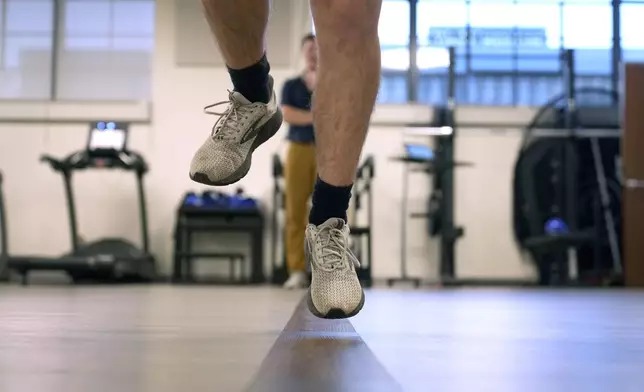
[306,287,366,319]
[190,108,283,186]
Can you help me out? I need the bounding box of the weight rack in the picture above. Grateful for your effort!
[388,47,469,287]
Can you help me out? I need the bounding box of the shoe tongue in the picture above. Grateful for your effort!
[231,91,252,105]
[321,217,345,230]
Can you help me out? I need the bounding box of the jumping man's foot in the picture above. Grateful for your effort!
[189,76,282,186]
[305,218,365,319]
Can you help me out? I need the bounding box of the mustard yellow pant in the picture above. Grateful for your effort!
[285,142,316,273]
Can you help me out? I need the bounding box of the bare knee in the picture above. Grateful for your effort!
[311,0,381,40]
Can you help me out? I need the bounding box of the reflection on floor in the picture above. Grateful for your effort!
[0,286,643,392]
[354,289,644,392]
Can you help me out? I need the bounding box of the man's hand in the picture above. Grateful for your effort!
[304,70,316,91]
[282,105,314,126]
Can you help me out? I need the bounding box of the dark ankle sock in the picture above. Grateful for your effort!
[309,177,353,226]
[227,54,271,104]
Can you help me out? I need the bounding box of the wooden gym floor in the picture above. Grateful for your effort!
[1,286,643,392]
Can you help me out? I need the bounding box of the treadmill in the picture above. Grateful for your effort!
[6,121,157,284]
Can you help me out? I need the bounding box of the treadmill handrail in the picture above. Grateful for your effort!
[40,149,152,254]
[40,154,65,171]
[40,150,148,173]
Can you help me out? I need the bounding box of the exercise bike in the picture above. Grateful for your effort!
[4,121,157,284]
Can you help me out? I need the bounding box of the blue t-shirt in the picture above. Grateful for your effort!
[281,77,315,144]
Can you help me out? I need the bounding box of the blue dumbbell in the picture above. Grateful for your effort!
[544,218,569,235]
[184,192,202,207]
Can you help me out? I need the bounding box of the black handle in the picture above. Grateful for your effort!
[40,154,64,171]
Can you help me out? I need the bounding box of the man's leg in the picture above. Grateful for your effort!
[283,142,316,289]
[305,0,382,319]
[190,0,283,186]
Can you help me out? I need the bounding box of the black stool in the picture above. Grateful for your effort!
[172,198,264,284]
[173,251,247,284]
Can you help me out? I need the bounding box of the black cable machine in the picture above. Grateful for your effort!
[270,154,375,287]
[513,50,623,286]
[387,47,470,287]
[4,122,157,284]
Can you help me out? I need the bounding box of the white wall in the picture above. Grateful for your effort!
[0,0,537,283]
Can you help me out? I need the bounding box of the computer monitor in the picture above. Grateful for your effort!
[404,143,434,161]
[87,121,129,153]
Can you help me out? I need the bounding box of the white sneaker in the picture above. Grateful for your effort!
[189,76,282,186]
[283,271,309,290]
[305,218,365,319]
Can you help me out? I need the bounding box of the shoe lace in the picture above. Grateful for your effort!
[204,90,250,141]
[316,227,361,272]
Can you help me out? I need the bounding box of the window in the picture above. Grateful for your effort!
[377,0,618,106]
[416,1,467,104]
[0,0,154,101]
[562,1,612,97]
[513,2,562,106]
[412,0,568,106]
[467,1,518,106]
[58,0,154,101]
[378,0,410,103]
[621,1,644,62]
[0,0,54,99]
[514,2,561,72]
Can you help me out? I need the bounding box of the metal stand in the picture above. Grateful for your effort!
[590,137,622,275]
[387,160,421,288]
[439,46,460,282]
[387,47,463,287]
[562,49,580,282]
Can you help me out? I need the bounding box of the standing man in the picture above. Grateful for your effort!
[281,34,317,290]
[189,0,382,319]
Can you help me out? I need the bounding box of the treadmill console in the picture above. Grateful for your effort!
[87,121,129,155]
[40,121,145,173]
[404,144,434,161]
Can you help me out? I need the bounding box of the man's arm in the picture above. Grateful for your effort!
[281,79,313,126]
[282,105,313,125]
